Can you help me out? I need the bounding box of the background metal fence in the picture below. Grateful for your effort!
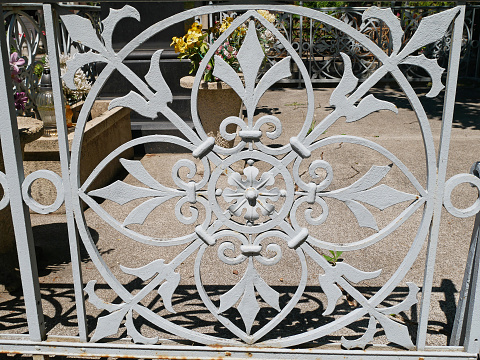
[264,4,480,83]
[2,3,101,116]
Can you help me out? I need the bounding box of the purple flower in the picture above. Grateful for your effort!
[206,64,212,71]
[9,52,25,75]
[14,92,27,110]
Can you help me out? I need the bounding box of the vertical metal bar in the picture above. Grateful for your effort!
[416,4,466,350]
[463,212,480,353]
[309,18,313,82]
[289,12,293,81]
[0,3,46,343]
[42,4,88,342]
[464,6,474,78]
[450,209,480,346]
[208,1,213,44]
[474,8,480,79]
[298,1,303,87]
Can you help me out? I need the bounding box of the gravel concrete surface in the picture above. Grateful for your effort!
[2,83,480,357]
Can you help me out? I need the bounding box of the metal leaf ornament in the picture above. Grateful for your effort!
[61,5,140,89]
[218,259,280,334]
[109,50,173,118]
[330,53,398,123]
[362,6,461,97]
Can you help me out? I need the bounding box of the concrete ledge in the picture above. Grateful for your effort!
[23,100,133,213]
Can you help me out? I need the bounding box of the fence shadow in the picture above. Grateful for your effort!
[370,84,480,130]
[0,280,458,347]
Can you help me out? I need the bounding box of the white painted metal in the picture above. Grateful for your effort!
[416,4,466,351]
[0,339,478,360]
[0,3,46,343]
[42,3,88,342]
[22,169,64,214]
[1,3,480,359]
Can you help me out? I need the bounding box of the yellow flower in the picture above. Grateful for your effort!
[171,36,187,53]
[238,24,247,35]
[188,22,203,36]
[257,10,276,23]
[185,37,196,48]
[192,22,202,31]
[186,31,203,48]
[219,17,233,33]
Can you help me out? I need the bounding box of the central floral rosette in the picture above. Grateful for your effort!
[208,152,294,233]
[222,159,287,224]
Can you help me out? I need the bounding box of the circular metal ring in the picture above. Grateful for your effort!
[444,173,480,218]
[22,170,64,214]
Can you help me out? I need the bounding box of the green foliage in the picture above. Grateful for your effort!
[307,119,316,135]
[302,2,348,8]
[33,56,46,79]
[405,2,455,5]
[33,63,43,79]
[301,1,456,8]
[323,250,343,265]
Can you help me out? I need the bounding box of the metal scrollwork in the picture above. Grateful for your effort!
[3,4,100,115]
[266,5,478,83]
[60,4,469,349]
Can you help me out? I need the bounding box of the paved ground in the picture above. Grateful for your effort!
[2,83,480,355]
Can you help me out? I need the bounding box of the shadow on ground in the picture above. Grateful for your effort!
[1,279,458,347]
[370,85,480,130]
[31,223,99,277]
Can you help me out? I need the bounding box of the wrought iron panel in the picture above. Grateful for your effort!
[1,3,480,359]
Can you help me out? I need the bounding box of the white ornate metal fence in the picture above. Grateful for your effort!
[1,1,480,359]
[261,4,480,83]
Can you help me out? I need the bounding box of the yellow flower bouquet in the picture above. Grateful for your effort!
[171,12,276,82]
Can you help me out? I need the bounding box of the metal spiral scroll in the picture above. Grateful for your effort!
[58,4,474,348]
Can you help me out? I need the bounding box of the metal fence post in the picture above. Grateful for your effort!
[416,4,466,350]
[0,2,46,346]
[450,162,480,352]
[42,3,88,342]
